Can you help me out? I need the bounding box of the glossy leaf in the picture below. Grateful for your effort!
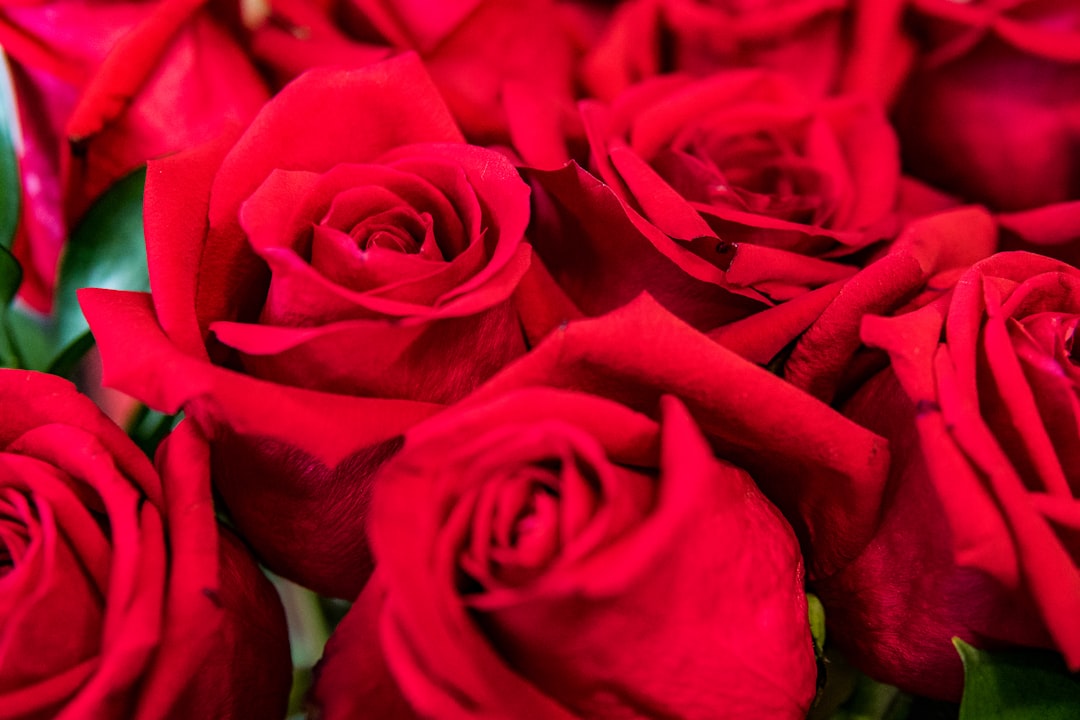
[128,404,180,457]
[0,244,21,366]
[0,243,18,308]
[50,167,148,373]
[955,638,1080,720]
[830,674,912,720]
[808,593,826,651]
[5,304,54,372]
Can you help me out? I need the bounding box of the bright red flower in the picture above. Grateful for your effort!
[312,393,817,719]
[0,370,290,718]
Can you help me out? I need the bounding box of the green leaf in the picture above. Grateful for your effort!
[830,675,912,720]
[0,244,22,366]
[955,638,1080,720]
[808,593,827,651]
[4,303,53,371]
[0,50,20,249]
[0,243,19,308]
[128,405,180,457]
[268,573,331,718]
[808,592,829,698]
[49,167,148,374]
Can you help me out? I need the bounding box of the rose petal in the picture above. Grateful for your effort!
[471,294,890,578]
[80,289,442,595]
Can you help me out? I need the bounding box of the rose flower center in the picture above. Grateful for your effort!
[0,548,11,578]
[0,496,32,580]
[458,460,570,593]
[704,0,803,14]
[652,126,837,226]
[1016,312,1080,372]
[335,205,442,260]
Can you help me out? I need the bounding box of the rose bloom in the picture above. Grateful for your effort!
[895,0,1080,211]
[0,370,290,718]
[0,0,268,310]
[582,0,912,104]
[579,70,900,295]
[518,68,916,358]
[814,252,1080,700]
[311,392,817,719]
[767,205,998,402]
[81,54,533,597]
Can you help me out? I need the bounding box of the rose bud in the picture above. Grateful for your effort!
[0,0,268,310]
[0,370,290,718]
[895,0,1080,211]
[80,54,533,597]
[582,0,912,105]
[311,392,817,719]
[815,252,1080,700]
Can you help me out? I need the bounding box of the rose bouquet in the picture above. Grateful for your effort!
[0,0,1077,718]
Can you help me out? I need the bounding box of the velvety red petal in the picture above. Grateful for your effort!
[526,162,764,333]
[473,295,890,578]
[249,0,390,83]
[135,421,289,718]
[998,200,1080,268]
[474,398,816,718]
[209,53,461,232]
[65,7,268,219]
[145,131,238,361]
[710,280,843,364]
[310,576,418,720]
[349,0,482,52]
[216,296,526,404]
[783,207,996,402]
[81,289,442,595]
[934,345,1080,668]
[198,55,463,331]
[7,63,73,312]
[821,369,1037,700]
[419,0,578,144]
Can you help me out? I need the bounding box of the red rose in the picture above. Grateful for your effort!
[80,54,532,597]
[460,296,889,581]
[815,252,1080,699]
[580,70,900,303]
[582,0,912,104]
[0,370,290,718]
[518,160,761,343]
[518,69,911,356]
[765,205,998,402]
[249,0,593,148]
[895,0,1080,211]
[0,0,268,310]
[312,392,817,719]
